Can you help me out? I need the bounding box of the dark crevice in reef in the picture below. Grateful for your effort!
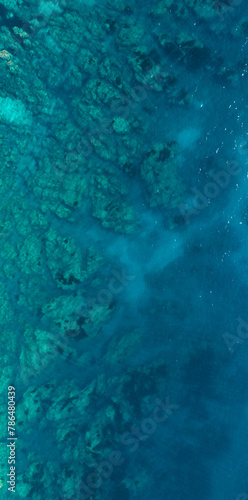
[0,2,32,32]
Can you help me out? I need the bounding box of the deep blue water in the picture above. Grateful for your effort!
[1,0,248,499]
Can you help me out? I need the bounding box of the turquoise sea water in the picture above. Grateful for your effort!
[1,0,248,499]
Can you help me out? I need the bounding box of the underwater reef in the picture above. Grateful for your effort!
[0,0,247,498]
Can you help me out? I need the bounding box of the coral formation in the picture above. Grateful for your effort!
[0,0,243,497]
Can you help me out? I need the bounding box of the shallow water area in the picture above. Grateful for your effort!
[1,0,248,499]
